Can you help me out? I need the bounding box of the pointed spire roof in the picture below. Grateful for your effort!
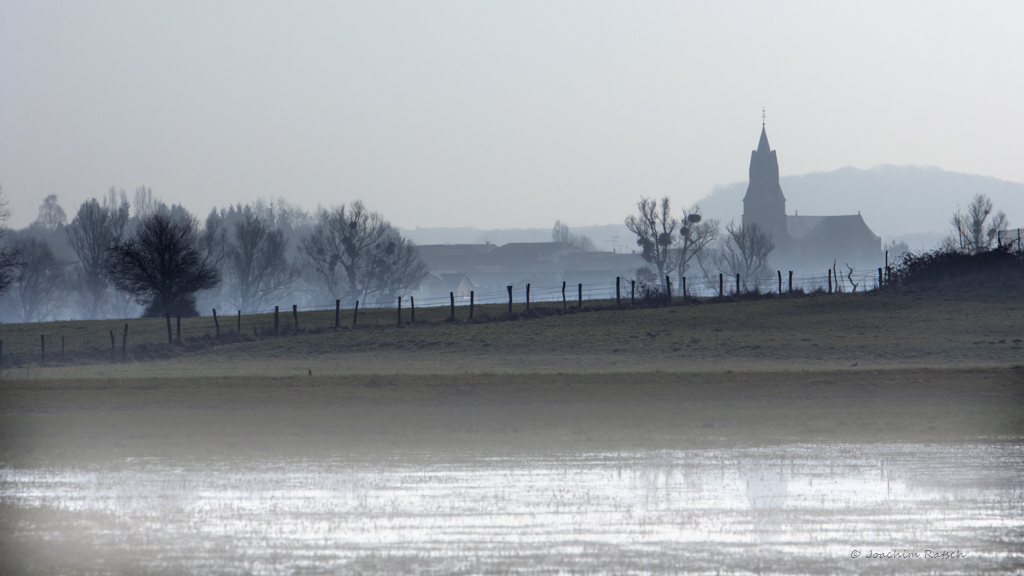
[757,126,771,153]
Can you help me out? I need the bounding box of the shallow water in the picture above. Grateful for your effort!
[2,443,1022,574]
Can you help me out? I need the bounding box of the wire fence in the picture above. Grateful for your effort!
[0,268,890,369]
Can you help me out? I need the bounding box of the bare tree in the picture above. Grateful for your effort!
[719,221,775,291]
[66,195,131,318]
[625,197,679,284]
[133,186,158,220]
[676,205,719,288]
[225,211,300,312]
[34,194,67,233]
[950,194,1009,254]
[299,201,426,305]
[105,212,220,317]
[7,237,65,322]
[0,186,18,295]
[551,220,596,251]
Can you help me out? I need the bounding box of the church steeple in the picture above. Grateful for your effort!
[742,122,789,242]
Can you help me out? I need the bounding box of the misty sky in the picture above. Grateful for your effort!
[2,1,1022,231]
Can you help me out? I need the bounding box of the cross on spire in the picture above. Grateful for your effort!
[762,107,766,127]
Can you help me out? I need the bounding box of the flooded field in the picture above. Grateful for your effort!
[2,442,1022,575]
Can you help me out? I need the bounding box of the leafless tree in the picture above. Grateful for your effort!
[0,186,18,295]
[6,237,65,322]
[625,197,679,284]
[676,205,720,289]
[133,186,159,220]
[719,221,775,291]
[950,193,1009,254]
[551,220,596,251]
[65,195,130,318]
[225,212,300,313]
[299,201,426,305]
[34,194,67,233]
[105,212,220,317]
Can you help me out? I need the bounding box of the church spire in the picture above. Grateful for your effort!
[757,125,770,153]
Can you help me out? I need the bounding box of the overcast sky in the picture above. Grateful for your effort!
[2,1,1022,230]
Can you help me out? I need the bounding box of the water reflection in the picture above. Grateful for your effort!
[2,443,1022,574]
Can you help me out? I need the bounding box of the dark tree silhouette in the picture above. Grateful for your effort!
[8,237,65,322]
[105,213,220,317]
[625,196,678,284]
[225,211,300,312]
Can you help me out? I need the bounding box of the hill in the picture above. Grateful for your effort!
[695,165,1024,248]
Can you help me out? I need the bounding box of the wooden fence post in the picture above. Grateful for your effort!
[122,324,128,359]
[736,273,740,295]
[274,306,279,334]
[507,286,513,314]
[469,291,474,319]
[778,270,782,294]
[828,269,833,294]
[166,313,173,344]
[237,310,241,333]
[616,277,621,307]
[110,330,115,358]
[878,267,883,288]
[719,274,723,298]
[788,271,793,293]
[40,334,45,365]
[526,283,531,311]
[450,292,455,320]
[578,283,583,308]
[410,296,415,323]
[631,280,635,306]
[292,305,298,329]
[562,281,567,310]
[335,300,340,328]
[665,276,672,303]
[353,301,359,326]
[397,297,402,325]
[682,277,687,301]
[213,308,220,337]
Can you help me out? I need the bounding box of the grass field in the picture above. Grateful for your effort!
[1,287,1022,466]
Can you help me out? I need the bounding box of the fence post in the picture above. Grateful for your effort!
[292,305,298,329]
[665,276,672,303]
[878,267,883,288]
[682,277,687,301]
[274,306,279,334]
[736,273,740,295]
[562,281,567,310]
[166,313,173,344]
[213,308,220,337]
[526,283,531,311]
[788,271,793,293]
[397,297,402,325]
[353,301,359,326]
[237,310,241,333]
[40,334,45,365]
[578,283,583,308]
[177,316,181,342]
[778,270,782,294]
[616,277,621,307]
[449,292,455,320]
[110,330,115,358]
[411,296,415,323]
[828,269,833,294]
[719,273,723,298]
[122,324,128,359]
[469,291,474,319]
[631,280,635,306]
[507,286,513,314]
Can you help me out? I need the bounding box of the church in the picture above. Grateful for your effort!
[742,124,882,272]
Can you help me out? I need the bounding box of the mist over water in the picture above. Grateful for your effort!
[3,443,1021,574]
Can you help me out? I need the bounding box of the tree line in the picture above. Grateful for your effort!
[0,187,427,322]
